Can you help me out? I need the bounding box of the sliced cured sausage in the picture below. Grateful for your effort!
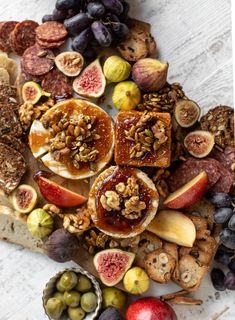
[41,69,72,99]
[36,22,68,42]
[0,21,18,53]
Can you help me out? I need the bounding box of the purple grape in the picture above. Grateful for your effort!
[228,214,235,231]
[112,22,129,39]
[224,271,235,290]
[83,47,97,59]
[66,8,79,19]
[105,13,120,22]
[42,14,55,23]
[119,0,130,21]
[64,13,93,36]
[52,8,68,21]
[101,0,123,15]
[91,21,112,47]
[214,207,233,224]
[56,0,78,11]
[211,268,226,291]
[87,2,106,18]
[220,228,235,250]
[207,192,231,208]
[214,249,233,265]
[72,27,93,53]
[228,258,235,272]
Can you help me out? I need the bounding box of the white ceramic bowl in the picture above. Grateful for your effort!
[42,267,102,320]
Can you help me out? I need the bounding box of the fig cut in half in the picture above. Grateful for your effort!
[94,249,135,286]
[11,184,38,214]
[174,99,200,128]
[184,130,215,158]
[55,51,84,77]
[73,58,106,98]
[22,81,50,104]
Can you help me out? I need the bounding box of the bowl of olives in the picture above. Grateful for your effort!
[42,267,102,320]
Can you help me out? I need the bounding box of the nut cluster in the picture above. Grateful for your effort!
[137,82,187,113]
[41,110,100,170]
[63,207,92,234]
[125,112,168,159]
[100,176,146,220]
[152,168,170,198]
[19,97,54,130]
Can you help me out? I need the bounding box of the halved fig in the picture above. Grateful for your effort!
[22,81,50,104]
[73,58,106,98]
[174,99,200,128]
[184,130,215,158]
[11,184,38,213]
[55,51,84,77]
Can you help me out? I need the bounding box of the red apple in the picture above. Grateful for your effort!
[126,297,177,320]
[35,174,87,208]
[164,171,208,209]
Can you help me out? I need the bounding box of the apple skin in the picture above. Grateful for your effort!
[164,171,208,209]
[126,297,177,320]
[35,175,87,208]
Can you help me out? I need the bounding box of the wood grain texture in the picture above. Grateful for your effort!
[0,0,234,319]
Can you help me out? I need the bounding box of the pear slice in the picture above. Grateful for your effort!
[147,210,196,247]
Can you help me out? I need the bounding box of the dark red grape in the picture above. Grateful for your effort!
[220,228,235,250]
[214,249,233,265]
[101,0,123,15]
[228,258,235,272]
[224,271,235,290]
[211,268,226,291]
[64,13,93,36]
[91,21,112,47]
[42,14,55,23]
[228,214,235,231]
[119,0,130,21]
[52,8,68,21]
[105,13,120,23]
[87,2,106,18]
[72,27,93,53]
[56,0,77,10]
[112,22,129,39]
[66,8,79,19]
[214,207,233,224]
[207,192,231,208]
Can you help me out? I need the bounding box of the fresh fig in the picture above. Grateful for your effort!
[46,228,80,262]
[102,287,126,310]
[55,51,84,77]
[22,81,50,104]
[11,184,37,214]
[73,58,106,98]
[174,99,200,128]
[98,307,124,320]
[184,130,215,158]
[93,249,135,286]
[27,208,54,238]
[112,81,141,110]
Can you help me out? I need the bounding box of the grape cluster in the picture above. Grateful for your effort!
[42,0,130,58]
[208,193,235,291]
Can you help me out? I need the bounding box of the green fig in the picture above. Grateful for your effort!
[27,208,54,238]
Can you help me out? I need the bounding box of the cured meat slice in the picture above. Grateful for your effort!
[0,106,22,137]
[0,134,25,153]
[20,60,44,83]
[168,158,221,192]
[0,21,18,53]
[10,20,39,55]
[36,37,65,49]
[36,22,68,42]
[21,45,54,76]
[41,69,73,99]
[210,163,233,193]
[0,143,26,194]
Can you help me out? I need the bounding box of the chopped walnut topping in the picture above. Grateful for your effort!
[63,207,92,234]
[122,196,146,219]
[100,191,121,211]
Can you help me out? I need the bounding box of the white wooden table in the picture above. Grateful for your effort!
[0,0,234,319]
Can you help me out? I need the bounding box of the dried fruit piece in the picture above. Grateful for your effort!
[184,130,214,158]
[174,99,200,128]
[27,208,54,238]
[123,266,150,295]
[22,81,50,104]
[103,56,131,83]
[73,58,106,98]
[93,249,135,286]
[102,287,126,310]
[132,58,168,92]
[11,184,37,214]
[55,51,84,77]
[112,81,141,110]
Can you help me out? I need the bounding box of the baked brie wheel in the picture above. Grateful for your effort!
[88,166,159,238]
[28,99,114,179]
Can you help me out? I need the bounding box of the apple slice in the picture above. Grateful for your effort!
[34,174,87,208]
[164,171,208,209]
[147,210,196,247]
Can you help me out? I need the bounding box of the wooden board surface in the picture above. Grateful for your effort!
[0,0,234,319]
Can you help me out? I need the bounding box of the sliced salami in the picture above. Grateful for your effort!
[10,20,38,55]
[168,158,221,192]
[21,45,54,76]
[0,21,18,53]
[210,163,233,193]
[36,22,68,42]
[36,36,65,49]
[20,60,44,83]
[41,69,73,99]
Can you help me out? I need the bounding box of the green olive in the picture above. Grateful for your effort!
[53,292,67,310]
[57,271,78,292]
[68,307,85,320]
[64,290,80,307]
[80,292,97,313]
[76,275,92,292]
[45,297,63,320]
